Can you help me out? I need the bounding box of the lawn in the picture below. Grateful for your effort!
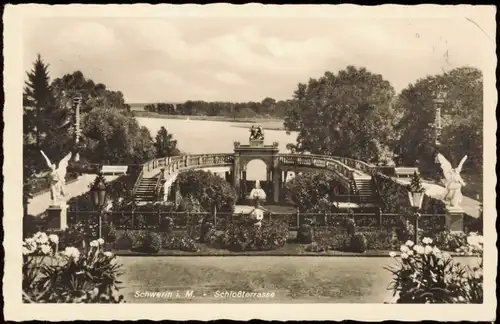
[116,256,480,303]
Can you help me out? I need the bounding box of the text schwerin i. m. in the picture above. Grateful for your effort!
[134,290,194,299]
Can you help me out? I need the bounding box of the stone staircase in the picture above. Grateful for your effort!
[133,177,159,203]
[353,176,376,203]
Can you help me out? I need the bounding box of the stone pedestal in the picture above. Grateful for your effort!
[249,139,264,147]
[46,202,68,231]
[446,206,464,232]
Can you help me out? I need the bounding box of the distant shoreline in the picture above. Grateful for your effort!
[133,111,286,130]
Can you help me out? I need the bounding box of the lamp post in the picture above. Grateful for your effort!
[73,96,83,162]
[407,171,425,244]
[90,173,108,239]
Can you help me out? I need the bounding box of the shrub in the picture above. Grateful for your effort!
[159,215,173,233]
[23,233,124,303]
[348,233,368,253]
[177,170,237,212]
[296,223,314,244]
[213,220,288,252]
[130,231,162,253]
[114,233,133,250]
[385,236,483,303]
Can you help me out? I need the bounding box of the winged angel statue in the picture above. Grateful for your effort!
[436,153,467,208]
[40,151,72,206]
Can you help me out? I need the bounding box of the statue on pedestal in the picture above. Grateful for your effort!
[249,180,267,201]
[436,153,468,208]
[40,151,72,206]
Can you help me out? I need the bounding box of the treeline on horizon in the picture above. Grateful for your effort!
[141,97,289,119]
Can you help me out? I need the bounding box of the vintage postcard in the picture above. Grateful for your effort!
[3,3,497,321]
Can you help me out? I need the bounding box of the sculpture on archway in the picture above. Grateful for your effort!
[249,125,264,140]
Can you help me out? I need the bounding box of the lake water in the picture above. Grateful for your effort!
[137,117,299,180]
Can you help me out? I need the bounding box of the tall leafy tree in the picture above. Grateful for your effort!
[82,107,155,164]
[51,71,131,115]
[394,67,483,176]
[284,66,397,163]
[154,126,180,158]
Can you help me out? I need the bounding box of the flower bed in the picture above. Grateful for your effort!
[385,234,483,303]
[207,220,289,252]
[23,232,124,303]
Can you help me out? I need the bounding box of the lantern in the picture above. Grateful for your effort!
[91,175,108,210]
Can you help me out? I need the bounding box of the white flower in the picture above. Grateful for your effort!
[34,232,48,244]
[63,247,81,260]
[400,245,410,253]
[103,251,113,258]
[40,244,52,255]
[432,246,441,255]
[422,237,433,245]
[90,240,99,248]
[407,250,414,256]
[389,251,397,258]
[48,234,59,244]
[424,245,433,254]
[405,240,414,247]
[413,245,425,254]
[97,238,105,246]
[401,253,409,259]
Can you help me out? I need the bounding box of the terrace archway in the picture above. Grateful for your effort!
[232,140,280,203]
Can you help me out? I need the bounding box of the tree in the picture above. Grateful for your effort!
[177,170,237,212]
[394,67,483,176]
[82,107,155,164]
[23,54,72,173]
[154,126,180,158]
[51,71,131,115]
[284,171,347,213]
[284,66,397,163]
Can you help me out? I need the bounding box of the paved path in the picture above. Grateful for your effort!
[27,174,119,216]
[393,178,481,218]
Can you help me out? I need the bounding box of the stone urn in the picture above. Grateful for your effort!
[248,207,264,227]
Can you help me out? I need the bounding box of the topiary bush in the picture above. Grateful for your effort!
[348,233,368,253]
[114,233,133,250]
[296,221,315,244]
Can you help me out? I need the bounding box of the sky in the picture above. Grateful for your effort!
[22,7,493,104]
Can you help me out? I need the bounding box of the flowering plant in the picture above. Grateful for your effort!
[385,236,483,303]
[23,232,124,303]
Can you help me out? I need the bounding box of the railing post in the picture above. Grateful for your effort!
[296,207,300,229]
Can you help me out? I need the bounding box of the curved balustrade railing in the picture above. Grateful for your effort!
[277,153,359,191]
[131,152,379,198]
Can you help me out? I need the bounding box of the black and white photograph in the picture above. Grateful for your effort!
[3,3,497,322]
